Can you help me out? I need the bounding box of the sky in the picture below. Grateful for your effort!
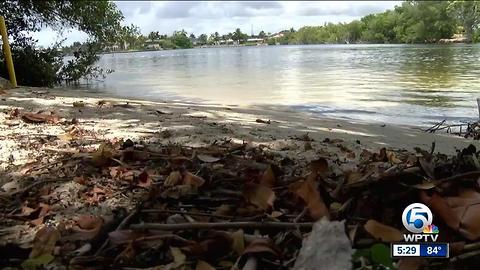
[33,1,401,47]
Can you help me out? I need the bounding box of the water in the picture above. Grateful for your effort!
[80,44,480,126]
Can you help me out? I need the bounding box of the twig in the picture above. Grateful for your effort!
[130,221,314,231]
[436,171,480,184]
[141,209,234,219]
[7,177,71,197]
[450,249,480,262]
[95,209,138,256]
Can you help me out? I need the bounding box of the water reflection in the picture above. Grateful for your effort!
[78,44,480,126]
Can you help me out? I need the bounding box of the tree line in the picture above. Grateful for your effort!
[277,1,480,45]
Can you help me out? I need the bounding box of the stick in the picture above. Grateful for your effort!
[141,209,234,219]
[95,210,138,256]
[6,177,71,197]
[130,221,314,231]
[477,98,480,120]
[436,171,480,184]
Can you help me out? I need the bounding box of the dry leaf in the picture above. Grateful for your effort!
[57,133,74,141]
[255,118,270,124]
[364,219,403,242]
[310,158,329,175]
[291,179,329,220]
[164,171,182,187]
[21,112,59,124]
[73,101,85,108]
[231,229,245,255]
[114,241,136,265]
[197,154,221,163]
[243,183,276,210]
[242,238,282,258]
[92,143,114,167]
[419,156,435,179]
[183,172,206,187]
[30,226,60,258]
[65,215,104,241]
[196,260,216,270]
[259,165,275,187]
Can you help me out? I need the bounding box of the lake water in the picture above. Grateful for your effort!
[80,44,480,126]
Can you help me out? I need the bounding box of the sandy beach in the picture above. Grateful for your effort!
[0,86,479,268]
[0,86,477,170]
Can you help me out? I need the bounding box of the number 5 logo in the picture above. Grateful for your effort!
[402,203,432,233]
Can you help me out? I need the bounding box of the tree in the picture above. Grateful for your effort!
[0,0,123,86]
[232,28,247,43]
[119,24,141,49]
[172,30,193,48]
[448,1,480,42]
[198,34,208,45]
[148,31,160,40]
[258,30,266,38]
[189,33,196,39]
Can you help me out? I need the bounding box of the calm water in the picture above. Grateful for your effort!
[81,44,480,126]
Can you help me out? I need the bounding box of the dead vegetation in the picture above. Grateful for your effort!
[1,90,480,269]
[1,108,480,270]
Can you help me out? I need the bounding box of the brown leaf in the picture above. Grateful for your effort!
[364,219,403,242]
[421,189,480,240]
[186,231,233,259]
[183,172,206,187]
[196,260,216,270]
[73,101,85,108]
[243,183,276,210]
[397,258,427,270]
[164,171,182,187]
[92,143,114,167]
[419,156,435,179]
[259,165,275,187]
[290,179,329,220]
[30,226,61,258]
[197,154,221,163]
[231,229,245,255]
[242,238,282,258]
[344,171,365,185]
[310,158,329,175]
[304,141,313,151]
[65,215,104,241]
[21,112,59,124]
[114,241,136,265]
[255,118,270,124]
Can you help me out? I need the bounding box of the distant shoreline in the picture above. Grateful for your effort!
[98,42,473,55]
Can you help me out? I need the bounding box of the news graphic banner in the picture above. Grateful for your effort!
[391,203,449,259]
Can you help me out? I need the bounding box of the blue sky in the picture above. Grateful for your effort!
[33,1,401,47]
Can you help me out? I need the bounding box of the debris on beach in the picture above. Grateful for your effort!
[1,118,480,270]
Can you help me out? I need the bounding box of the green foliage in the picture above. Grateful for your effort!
[1,38,62,87]
[268,1,476,45]
[171,30,193,49]
[59,42,113,83]
[447,1,480,42]
[232,28,248,43]
[0,0,123,86]
[352,244,393,270]
[21,254,54,270]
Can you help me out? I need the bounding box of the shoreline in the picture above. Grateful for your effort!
[0,86,477,170]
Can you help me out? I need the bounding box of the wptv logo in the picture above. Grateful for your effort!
[402,203,439,242]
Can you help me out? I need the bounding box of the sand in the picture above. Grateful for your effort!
[0,86,477,172]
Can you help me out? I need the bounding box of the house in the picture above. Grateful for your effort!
[144,39,162,50]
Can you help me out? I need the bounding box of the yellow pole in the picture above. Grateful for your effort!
[0,16,17,87]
